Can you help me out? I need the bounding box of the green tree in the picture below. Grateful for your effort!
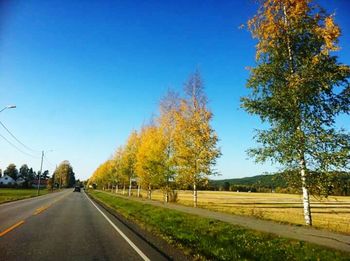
[19,164,29,180]
[242,0,350,225]
[28,168,35,181]
[4,163,18,180]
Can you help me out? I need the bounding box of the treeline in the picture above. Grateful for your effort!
[0,160,76,189]
[210,171,350,196]
[89,72,221,206]
[0,163,49,188]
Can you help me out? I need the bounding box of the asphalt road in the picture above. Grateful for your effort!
[0,190,170,261]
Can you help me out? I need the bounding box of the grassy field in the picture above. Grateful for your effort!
[0,188,49,204]
[89,190,350,260]
[115,189,350,234]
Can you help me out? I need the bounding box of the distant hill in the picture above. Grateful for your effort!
[211,174,286,187]
[209,172,350,196]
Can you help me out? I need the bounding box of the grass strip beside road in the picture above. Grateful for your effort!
[88,190,350,261]
[0,188,49,204]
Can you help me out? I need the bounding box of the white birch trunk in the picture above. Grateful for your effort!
[193,183,197,207]
[148,184,152,200]
[300,158,312,226]
[165,191,169,203]
[128,178,132,197]
[137,185,140,197]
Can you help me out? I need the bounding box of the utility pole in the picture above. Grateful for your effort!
[59,164,62,190]
[37,151,44,196]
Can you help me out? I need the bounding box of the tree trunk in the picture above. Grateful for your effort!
[123,184,125,195]
[193,183,197,207]
[148,184,152,200]
[115,184,118,193]
[165,190,169,203]
[128,178,132,197]
[300,157,312,226]
[137,185,140,197]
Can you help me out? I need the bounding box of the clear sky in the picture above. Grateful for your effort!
[0,0,349,181]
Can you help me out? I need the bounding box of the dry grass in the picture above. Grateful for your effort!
[116,189,350,234]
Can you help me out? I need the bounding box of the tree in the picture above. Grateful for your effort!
[120,131,139,196]
[4,164,18,180]
[136,124,170,200]
[54,161,76,188]
[28,168,35,181]
[242,0,350,225]
[174,72,221,207]
[158,90,180,202]
[19,164,29,180]
[41,170,50,180]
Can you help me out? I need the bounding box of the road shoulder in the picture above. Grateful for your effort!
[87,192,191,261]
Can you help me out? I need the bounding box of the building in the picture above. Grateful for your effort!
[31,179,48,188]
[16,177,25,186]
[0,175,15,186]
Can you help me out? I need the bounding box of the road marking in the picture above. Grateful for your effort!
[33,191,70,216]
[34,205,51,215]
[0,220,25,237]
[85,193,150,261]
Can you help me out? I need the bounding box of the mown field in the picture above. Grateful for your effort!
[115,189,350,234]
[0,188,49,204]
[89,190,350,260]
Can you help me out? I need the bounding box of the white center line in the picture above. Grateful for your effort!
[84,193,150,261]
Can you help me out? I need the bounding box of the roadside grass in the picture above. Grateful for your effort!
[89,190,350,261]
[121,189,350,234]
[0,188,49,204]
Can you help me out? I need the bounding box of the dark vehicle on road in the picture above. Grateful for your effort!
[73,186,81,192]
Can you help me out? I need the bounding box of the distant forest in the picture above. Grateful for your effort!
[209,171,350,196]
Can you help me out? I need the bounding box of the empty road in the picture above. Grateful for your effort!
[0,190,171,260]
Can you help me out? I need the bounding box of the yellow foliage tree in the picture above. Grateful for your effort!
[120,131,140,196]
[173,72,221,207]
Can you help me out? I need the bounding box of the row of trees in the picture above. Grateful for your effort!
[0,161,76,189]
[91,0,349,227]
[0,163,49,188]
[89,72,221,207]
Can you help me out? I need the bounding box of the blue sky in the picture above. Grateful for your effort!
[0,0,349,181]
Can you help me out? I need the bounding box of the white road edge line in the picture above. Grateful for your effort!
[84,193,150,261]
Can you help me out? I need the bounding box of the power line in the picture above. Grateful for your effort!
[43,155,55,168]
[0,121,40,153]
[0,133,39,159]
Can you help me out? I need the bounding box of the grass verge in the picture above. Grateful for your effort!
[88,190,350,260]
[0,188,49,204]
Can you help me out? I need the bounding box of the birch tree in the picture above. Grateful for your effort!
[136,124,166,199]
[120,131,139,196]
[158,90,179,202]
[242,0,350,225]
[174,72,221,207]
